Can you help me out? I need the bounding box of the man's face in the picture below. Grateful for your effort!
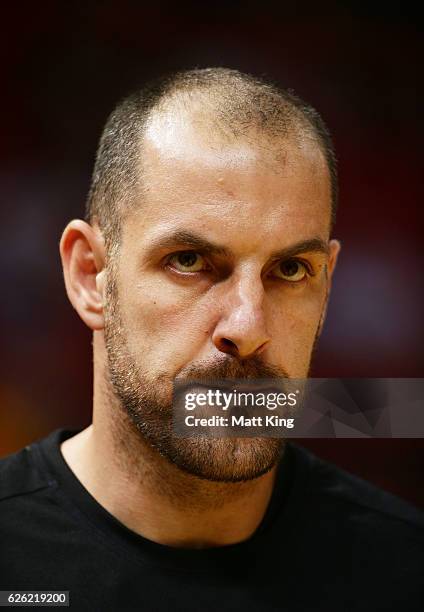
[103,113,339,482]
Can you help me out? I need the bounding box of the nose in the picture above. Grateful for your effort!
[211,268,271,359]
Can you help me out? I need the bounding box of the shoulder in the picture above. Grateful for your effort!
[0,443,51,504]
[0,429,72,504]
[289,443,424,536]
[279,444,424,607]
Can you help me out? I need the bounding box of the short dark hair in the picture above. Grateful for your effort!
[86,67,338,253]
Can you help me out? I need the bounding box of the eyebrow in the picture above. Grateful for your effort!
[146,230,233,259]
[145,229,330,261]
[268,237,330,261]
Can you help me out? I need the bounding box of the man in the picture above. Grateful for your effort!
[0,68,422,611]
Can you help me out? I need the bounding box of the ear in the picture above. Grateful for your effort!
[60,220,106,331]
[327,239,341,285]
[316,239,341,337]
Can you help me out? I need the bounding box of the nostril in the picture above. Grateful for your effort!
[218,338,238,356]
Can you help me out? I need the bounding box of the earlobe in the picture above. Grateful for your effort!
[60,220,106,331]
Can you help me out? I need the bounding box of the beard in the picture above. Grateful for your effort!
[103,269,314,483]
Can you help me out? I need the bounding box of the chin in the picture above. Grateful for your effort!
[163,437,284,483]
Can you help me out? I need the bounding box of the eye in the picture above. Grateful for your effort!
[167,251,208,273]
[271,259,309,282]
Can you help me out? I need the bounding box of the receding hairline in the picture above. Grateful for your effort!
[141,73,324,152]
[86,68,338,252]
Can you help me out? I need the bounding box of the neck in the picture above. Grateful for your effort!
[61,341,281,549]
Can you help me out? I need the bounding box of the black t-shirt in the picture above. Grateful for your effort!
[0,429,423,611]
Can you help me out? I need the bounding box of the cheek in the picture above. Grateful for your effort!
[267,284,326,371]
[119,276,213,369]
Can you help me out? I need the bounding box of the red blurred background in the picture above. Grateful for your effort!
[1,2,423,506]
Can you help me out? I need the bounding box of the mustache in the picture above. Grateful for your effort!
[175,355,289,382]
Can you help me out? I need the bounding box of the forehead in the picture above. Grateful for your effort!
[129,110,331,249]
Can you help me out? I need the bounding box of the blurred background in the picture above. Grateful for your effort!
[1,1,423,506]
